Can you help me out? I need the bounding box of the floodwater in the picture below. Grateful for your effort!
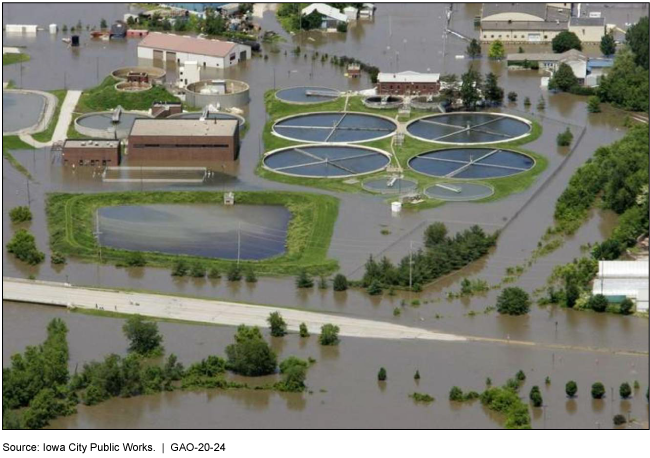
[2,2,648,428]
[2,91,45,133]
[2,302,647,429]
[98,204,290,260]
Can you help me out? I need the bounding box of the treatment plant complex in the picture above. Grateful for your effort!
[1,2,649,436]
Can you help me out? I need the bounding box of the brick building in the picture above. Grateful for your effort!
[127,119,240,163]
[62,139,121,166]
[376,71,441,95]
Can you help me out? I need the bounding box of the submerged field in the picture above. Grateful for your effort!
[47,191,340,275]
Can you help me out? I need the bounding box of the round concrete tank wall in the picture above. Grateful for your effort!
[111,66,167,84]
[74,111,152,139]
[185,79,250,109]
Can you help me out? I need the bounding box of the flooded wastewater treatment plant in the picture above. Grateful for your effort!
[1,2,649,438]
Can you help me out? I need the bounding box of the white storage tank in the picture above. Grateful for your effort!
[49,23,58,33]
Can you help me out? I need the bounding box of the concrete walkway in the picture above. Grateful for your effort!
[2,278,466,342]
[19,90,81,148]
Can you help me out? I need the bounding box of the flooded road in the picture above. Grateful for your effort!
[3,3,648,428]
[3,301,647,429]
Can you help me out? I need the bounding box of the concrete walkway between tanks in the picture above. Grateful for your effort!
[19,90,81,148]
[2,278,465,342]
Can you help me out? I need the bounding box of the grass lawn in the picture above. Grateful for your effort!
[47,191,340,276]
[259,90,547,208]
[2,53,30,66]
[31,90,67,143]
[75,76,180,113]
[2,135,34,179]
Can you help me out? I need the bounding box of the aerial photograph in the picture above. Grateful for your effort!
[2,1,649,434]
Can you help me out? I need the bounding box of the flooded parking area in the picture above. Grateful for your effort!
[98,204,290,260]
[2,90,45,133]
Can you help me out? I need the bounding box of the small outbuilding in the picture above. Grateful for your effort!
[62,139,121,166]
[377,71,441,95]
[301,3,348,28]
[568,16,606,43]
[592,261,649,312]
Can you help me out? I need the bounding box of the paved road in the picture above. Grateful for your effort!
[20,90,81,148]
[2,278,466,342]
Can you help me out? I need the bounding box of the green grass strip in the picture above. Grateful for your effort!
[32,90,67,143]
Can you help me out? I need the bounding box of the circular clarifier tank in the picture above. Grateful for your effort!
[362,176,418,194]
[275,86,341,104]
[406,112,532,145]
[424,182,494,201]
[264,144,391,178]
[75,112,152,139]
[409,147,535,179]
[272,112,397,144]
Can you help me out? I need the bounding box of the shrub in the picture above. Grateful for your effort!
[523,96,531,106]
[552,30,582,53]
[6,229,45,265]
[299,322,309,338]
[267,311,287,337]
[619,298,634,315]
[122,315,163,356]
[207,266,221,279]
[227,264,242,281]
[529,386,543,407]
[591,382,606,399]
[296,269,314,288]
[449,386,464,401]
[245,266,257,283]
[507,91,518,102]
[189,262,205,278]
[414,370,420,380]
[277,357,309,392]
[488,40,505,60]
[319,324,340,346]
[171,259,189,277]
[619,382,632,399]
[377,367,387,381]
[566,381,578,398]
[50,251,67,265]
[613,414,627,426]
[556,127,574,146]
[536,96,546,110]
[410,392,435,403]
[332,273,348,291]
[589,294,608,313]
[9,206,32,223]
[318,275,327,289]
[496,287,531,315]
[367,279,383,295]
[225,325,277,376]
[336,22,347,33]
[516,370,526,382]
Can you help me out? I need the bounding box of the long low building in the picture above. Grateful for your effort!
[127,118,240,163]
[592,261,649,312]
[480,3,570,43]
[62,139,121,166]
[377,71,440,95]
[137,32,251,69]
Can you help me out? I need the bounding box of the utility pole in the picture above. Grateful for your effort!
[93,209,103,262]
[26,178,31,208]
[273,66,276,90]
[409,240,414,302]
[237,222,241,266]
[96,56,99,84]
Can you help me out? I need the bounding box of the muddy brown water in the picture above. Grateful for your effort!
[2,301,647,429]
[3,3,649,428]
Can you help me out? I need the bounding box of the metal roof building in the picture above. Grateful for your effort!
[592,261,649,312]
[480,3,571,43]
[301,3,348,27]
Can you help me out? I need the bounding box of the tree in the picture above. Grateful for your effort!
[299,322,309,337]
[6,229,44,265]
[9,206,32,223]
[449,386,464,401]
[225,325,277,376]
[301,10,323,30]
[424,222,448,247]
[566,381,578,398]
[171,259,189,277]
[267,311,287,337]
[625,16,649,69]
[333,274,348,291]
[122,315,163,356]
[591,239,622,260]
[203,8,226,36]
[440,73,459,105]
[483,72,504,105]
[51,252,66,265]
[613,414,627,426]
[296,269,314,288]
[227,264,242,281]
[496,287,531,315]
[589,294,608,313]
[552,31,582,53]
[414,370,421,380]
[597,49,649,111]
[245,266,257,283]
[536,95,546,110]
[208,266,221,279]
[591,382,606,399]
[278,357,308,392]
[548,62,578,92]
[189,262,205,278]
[488,39,505,60]
[529,386,543,407]
[556,127,574,146]
[587,96,601,113]
[377,367,387,381]
[600,32,616,56]
[367,279,383,295]
[516,370,526,382]
[125,251,146,267]
[336,22,348,33]
[100,18,108,29]
[460,67,482,110]
[565,279,580,308]
[318,275,328,289]
[319,324,340,346]
[619,298,634,315]
[619,382,632,399]
[467,39,481,58]
[523,96,531,107]
[507,91,518,102]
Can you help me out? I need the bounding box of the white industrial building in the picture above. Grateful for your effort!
[301,3,348,28]
[137,32,251,69]
[178,61,202,87]
[592,261,649,312]
[5,24,38,33]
